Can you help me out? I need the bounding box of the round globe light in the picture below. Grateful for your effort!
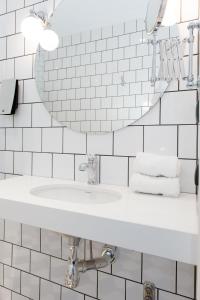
[39,29,59,51]
[21,15,44,42]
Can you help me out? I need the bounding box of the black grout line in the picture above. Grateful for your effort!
[175,261,178,294]
[194,266,197,300]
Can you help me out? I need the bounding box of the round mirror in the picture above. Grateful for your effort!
[35,0,170,133]
[145,0,167,34]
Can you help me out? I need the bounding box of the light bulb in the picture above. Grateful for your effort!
[21,15,44,42]
[39,29,59,51]
[162,0,178,26]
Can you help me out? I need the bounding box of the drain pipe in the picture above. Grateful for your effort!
[65,236,81,289]
[64,235,117,288]
[78,245,117,273]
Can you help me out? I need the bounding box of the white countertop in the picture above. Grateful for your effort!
[0,176,198,264]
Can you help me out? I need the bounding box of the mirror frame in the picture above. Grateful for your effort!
[145,0,167,34]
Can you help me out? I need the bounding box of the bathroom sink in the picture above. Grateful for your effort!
[30,184,121,204]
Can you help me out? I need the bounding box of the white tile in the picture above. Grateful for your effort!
[7,34,24,58]
[41,229,61,257]
[6,128,22,151]
[114,126,143,156]
[126,281,143,300]
[42,128,62,153]
[4,265,20,293]
[180,159,196,193]
[7,0,24,11]
[51,257,66,285]
[25,38,39,55]
[143,254,176,292]
[113,23,124,36]
[5,220,21,245]
[18,80,24,103]
[144,126,177,155]
[15,55,33,79]
[0,263,3,284]
[24,79,40,103]
[14,152,32,175]
[53,154,74,180]
[178,125,196,159]
[31,251,50,279]
[98,272,125,300]
[0,265,3,285]
[16,7,31,33]
[112,248,141,281]
[118,59,130,72]
[32,103,52,127]
[101,156,128,186]
[87,133,113,155]
[12,293,29,300]
[0,241,12,265]
[159,291,187,300]
[62,287,84,300]
[0,287,11,300]
[161,91,197,124]
[14,104,32,127]
[40,279,61,300]
[0,264,3,286]
[75,270,97,298]
[0,115,13,127]
[177,262,195,298]
[23,128,41,152]
[0,151,13,173]
[0,128,5,150]
[135,102,160,125]
[125,20,137,34]
[13,245,30,272]
[32,153,52,177]
[181,0,198,21]
[0,219,4,240]
[21,272,40,300]
[0,37,6,60]
[25,0,40,4]
[22,224,40,251]
[0,12,15,37]
[0,59,15,81]
[0,0,6,14]
[63,128,86,154]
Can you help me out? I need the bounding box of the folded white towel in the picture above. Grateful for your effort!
[134,152,181,178]
[130,173,180,197]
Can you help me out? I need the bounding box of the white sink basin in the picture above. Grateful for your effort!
[30,184,121,204]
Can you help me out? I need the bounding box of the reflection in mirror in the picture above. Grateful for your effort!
[35,1,179,133]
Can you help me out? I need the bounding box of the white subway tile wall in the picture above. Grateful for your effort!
[0,0,198,300]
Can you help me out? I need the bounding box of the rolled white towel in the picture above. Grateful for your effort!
[134,152,181,178]
[130,173,180,197]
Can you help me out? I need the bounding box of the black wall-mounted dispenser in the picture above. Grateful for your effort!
[0,79,18,115]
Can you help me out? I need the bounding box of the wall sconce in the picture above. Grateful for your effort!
[21,10,59,51]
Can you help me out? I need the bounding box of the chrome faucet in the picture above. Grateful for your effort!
[79,154,99,185]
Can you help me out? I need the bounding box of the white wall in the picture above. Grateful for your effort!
[0,0,198,299]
